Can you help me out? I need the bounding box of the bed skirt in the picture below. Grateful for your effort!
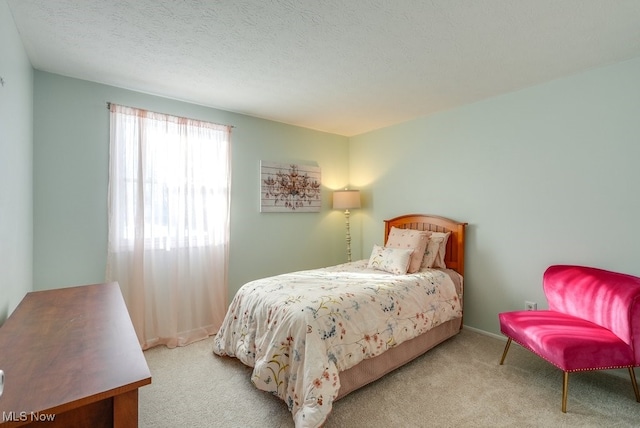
[336,316,462,400]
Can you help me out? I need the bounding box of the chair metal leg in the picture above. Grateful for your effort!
[562,372,569,413]
[629,367,640,402]
[498,343,637,412]
[499,338,512,365]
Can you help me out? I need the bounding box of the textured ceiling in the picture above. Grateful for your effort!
[6,0,640,136]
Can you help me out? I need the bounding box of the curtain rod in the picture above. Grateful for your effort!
[106,102,235,128]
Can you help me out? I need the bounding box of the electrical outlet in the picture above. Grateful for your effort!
[525,301,537,311]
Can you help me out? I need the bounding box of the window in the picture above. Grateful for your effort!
[108,105,231,250]
[106,103,231,349]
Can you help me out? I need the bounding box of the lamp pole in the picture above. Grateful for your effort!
[344,209,352,262]
[333,189,361,263]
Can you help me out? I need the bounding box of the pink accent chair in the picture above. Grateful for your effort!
[499,265,640,412]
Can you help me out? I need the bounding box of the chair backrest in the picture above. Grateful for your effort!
[544,265,640,364]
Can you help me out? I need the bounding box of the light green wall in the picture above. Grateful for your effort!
[33,72,350,298]
[350,56,640,335]
[0,0,33,323]
[15,11,640,337]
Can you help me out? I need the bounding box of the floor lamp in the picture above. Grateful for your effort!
[333,189,361,262]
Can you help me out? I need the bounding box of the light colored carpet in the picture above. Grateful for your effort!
[140,329,640,427]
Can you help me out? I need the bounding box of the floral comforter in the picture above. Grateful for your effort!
[213,260,462,428]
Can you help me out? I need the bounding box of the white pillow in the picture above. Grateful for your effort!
[367,245,413,275]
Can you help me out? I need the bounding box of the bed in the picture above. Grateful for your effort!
[213,214,467,427]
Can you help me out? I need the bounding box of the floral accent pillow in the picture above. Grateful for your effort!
[367,245,413,275]
[385,227,431,273]
[421,236,444,269]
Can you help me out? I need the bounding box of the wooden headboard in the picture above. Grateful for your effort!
[384,214,468,276]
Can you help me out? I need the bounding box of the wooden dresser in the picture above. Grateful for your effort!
[0,283,151,427]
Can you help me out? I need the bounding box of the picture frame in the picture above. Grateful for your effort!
[260,161,321,212]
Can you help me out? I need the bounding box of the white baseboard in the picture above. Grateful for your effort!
[462,325,506,341]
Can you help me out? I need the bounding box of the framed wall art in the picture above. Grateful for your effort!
[260,161,321,212]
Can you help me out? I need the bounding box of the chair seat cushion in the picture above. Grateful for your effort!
[499,310,634,372]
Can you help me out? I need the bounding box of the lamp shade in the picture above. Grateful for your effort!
[333,189,361,210]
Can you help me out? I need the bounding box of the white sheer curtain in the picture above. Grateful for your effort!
[106,104,231,349]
